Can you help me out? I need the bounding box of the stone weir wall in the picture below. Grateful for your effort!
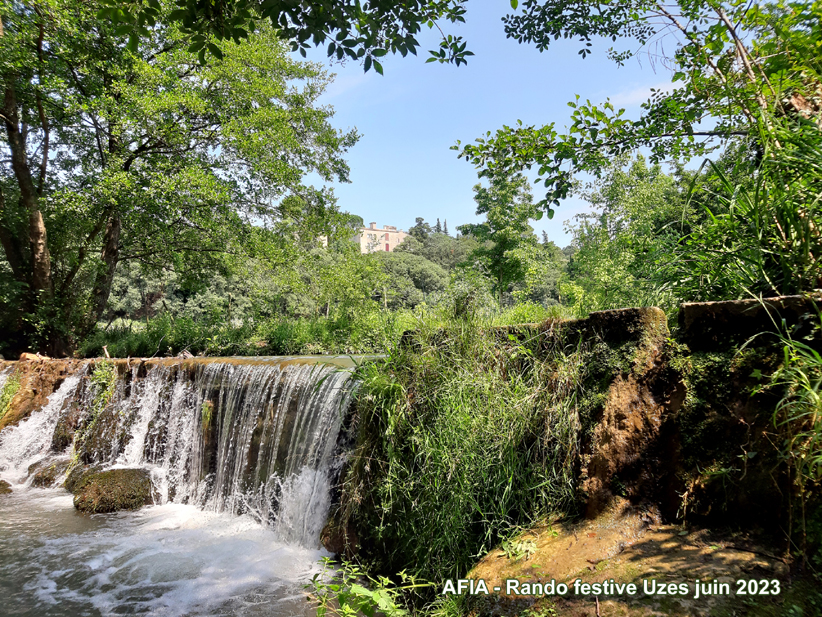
[507,295,820,528]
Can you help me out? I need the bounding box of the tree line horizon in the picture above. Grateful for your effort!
[1,0,818,358]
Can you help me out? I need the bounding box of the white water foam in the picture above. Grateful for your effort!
[0,365,12,392]
[0,489,326,617]
[117,364,169,467]
[0,375,81,485]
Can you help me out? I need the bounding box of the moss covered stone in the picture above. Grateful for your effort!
[72,468,154,514]
[28,458,71,488]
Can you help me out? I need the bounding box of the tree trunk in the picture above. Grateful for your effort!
[3,80,51,294]
[85,214,121,334]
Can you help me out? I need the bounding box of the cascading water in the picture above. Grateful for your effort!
[0,356,357,617]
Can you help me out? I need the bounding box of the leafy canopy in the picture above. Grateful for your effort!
[457,1,822,217]
[101,0,474,72]
[0,0,357,352]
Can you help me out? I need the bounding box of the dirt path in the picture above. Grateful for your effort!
[464,500,790,617]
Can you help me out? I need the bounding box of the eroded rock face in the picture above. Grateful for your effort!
[71,468,154,514]
[0,358,86,433]
[579,310,685,518]
[27,458,71,488]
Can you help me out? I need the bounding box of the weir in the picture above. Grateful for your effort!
[0,356,357,616]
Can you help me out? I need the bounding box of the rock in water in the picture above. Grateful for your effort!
[72,468,154,513]
[28,458,71,488]
[0,480,11,495]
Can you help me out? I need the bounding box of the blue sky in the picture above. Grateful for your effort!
[302,3,676,247]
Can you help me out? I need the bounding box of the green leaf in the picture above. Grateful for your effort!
[373,60,384,75]
[510,0,518,8]
[207,43,224,60]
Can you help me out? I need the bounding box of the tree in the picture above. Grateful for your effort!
[434,218,442,234]
[394,227,477,271]
[458,174,540,308]
[105,0,475,69]
[561,155,686,313]
[407,217,432,242]
[375,250,447,309]
[0,1,356,355]
[443,219,449,235]
[457,1,822,216]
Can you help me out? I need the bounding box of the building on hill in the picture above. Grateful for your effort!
[357,222,408,253]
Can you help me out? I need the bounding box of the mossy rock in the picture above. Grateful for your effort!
[28,458,71,488]
[65,464,102,493]
[72,468,154,514]
[0,479,11,495]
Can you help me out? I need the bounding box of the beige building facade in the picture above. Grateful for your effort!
[357,222,408,253]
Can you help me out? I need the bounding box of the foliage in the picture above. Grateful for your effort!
[499,537,537,561]
[309,558,431,617]
[394,232,478,273]
[560,155,686,314]
[69,360,118,469]
[340,318,586,583]
[661,125,822,300]
[105,0,474,69]
[80,308,424,358]
[494,301,569,326]
[375,251,448,310]
[509,240,566,308]
[1,0,356,354]
[89,360,118,420]
[458,174,542,308]
[407,217,433,242]
[0,372,21,421]
[200,399,213,439]
[458,0,822,216]
[770,314,822,562]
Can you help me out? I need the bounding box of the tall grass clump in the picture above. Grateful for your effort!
[770,314,822,564]
[340,316,586,584]
[0,372,22,421]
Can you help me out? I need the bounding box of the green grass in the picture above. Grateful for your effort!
[338,315,588,585]
[79,311,422,358]
[79,304,573,359]
[769,315,822,565]
[0,372,22,421]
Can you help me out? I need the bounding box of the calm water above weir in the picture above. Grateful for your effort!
[0,356,358,616]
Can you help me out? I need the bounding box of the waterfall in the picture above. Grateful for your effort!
[0,357,355,548]
[0,375,81,484]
